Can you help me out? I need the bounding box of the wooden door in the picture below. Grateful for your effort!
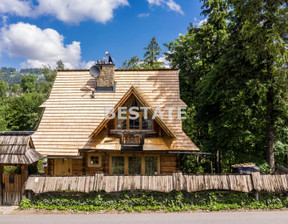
[54,159,72,176]
[2,174,22,205]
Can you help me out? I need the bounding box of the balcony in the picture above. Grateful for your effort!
[110,129,155,151]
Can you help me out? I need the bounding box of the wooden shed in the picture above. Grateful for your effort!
[0,131,42,205]
[33,62,199,176]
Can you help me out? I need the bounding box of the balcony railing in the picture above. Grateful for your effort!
[110,129,155,151]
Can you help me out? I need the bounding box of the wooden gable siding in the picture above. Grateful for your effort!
[33,70,198,157]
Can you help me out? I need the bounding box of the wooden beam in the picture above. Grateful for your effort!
[0,165,3,205]
[21,165,28,197]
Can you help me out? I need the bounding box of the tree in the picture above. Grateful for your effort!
[165,0,230,159]
[0,81,8,131]
[21,75,36,92]
[9,84,22,96]
[166,0,288,173]
[6,93,45,131]
[121,56,141,69]
[143,36,164,69]
[56,60,65,70]
[225,0,288,172]
[42,66,57,83]
[0,81,7,99]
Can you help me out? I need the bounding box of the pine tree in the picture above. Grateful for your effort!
[56,60,65,70]
[143,36,164,69]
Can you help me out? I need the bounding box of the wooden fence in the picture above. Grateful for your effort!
[25,172,288,194]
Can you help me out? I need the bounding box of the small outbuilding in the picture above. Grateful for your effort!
[0,131,42,205]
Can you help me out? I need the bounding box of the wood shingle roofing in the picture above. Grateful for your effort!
[0,132,43,164]
[33,69,199,157]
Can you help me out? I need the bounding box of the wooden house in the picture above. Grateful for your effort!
[33,62,199,176]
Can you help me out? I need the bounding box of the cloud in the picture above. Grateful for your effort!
[138,13,150,18]
[0,22,81,69]
[158,56,170,68]
[194,18,208,27]
[80,60,97,69]
[36,0,129,24]
[0,0,33,17]
[147,0,183,15]
[0,0,129,24]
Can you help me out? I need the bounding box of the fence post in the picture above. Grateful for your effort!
[172,171,183,191]
[251,172,261,201]
[94,172,104,191]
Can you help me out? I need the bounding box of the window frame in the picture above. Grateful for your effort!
[87,153,102,168]
[115,111,154,130]
[109,153,160,175]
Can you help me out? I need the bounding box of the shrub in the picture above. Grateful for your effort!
[20,191,288,212]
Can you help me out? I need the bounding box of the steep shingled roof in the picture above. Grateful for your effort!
[33,70,199,156]
[0,132,43,164]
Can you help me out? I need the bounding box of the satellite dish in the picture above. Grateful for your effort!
[90,65,101,78]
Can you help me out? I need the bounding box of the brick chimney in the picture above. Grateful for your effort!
[96,64,115,88]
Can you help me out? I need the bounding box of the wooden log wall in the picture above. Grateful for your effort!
[82,154,104,175]
[45,159,54,175]
[45,153,179,176]
[72,159,84,175]
[25,172,288,194]
[160,154,180,174]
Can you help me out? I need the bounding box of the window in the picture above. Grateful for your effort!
[115,96,153,130]
[128,157,141,174]
[90,156,99,165]
[117,113,127,129]
[112,156,124,174]
[87,153,102,167]
[145,157,158,175]
[141,113,152,130]
[129,116,140,129]
[109,154,159,175]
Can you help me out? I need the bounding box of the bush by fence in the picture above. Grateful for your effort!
[20,191,288,212]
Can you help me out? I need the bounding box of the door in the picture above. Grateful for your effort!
[2,174,22,205]
[54,159,72,176]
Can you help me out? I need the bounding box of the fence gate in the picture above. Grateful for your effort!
[1,174,23,205]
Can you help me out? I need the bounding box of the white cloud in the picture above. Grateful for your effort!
[0,0,129,24]
[0,0,33,17]
[0,22,81,69]
[36,0,129,24]
[138,13,150,18]
[158,56,170,68]
[147,0,183,15]
[194,18,208,27]
[80,61,97,69]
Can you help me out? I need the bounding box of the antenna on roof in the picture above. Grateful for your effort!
[89,65,101,99]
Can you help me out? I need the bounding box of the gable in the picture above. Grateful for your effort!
[33,70,199,156]
[89,86,176,139]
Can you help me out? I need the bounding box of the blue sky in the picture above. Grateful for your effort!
[0,0,204,69]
